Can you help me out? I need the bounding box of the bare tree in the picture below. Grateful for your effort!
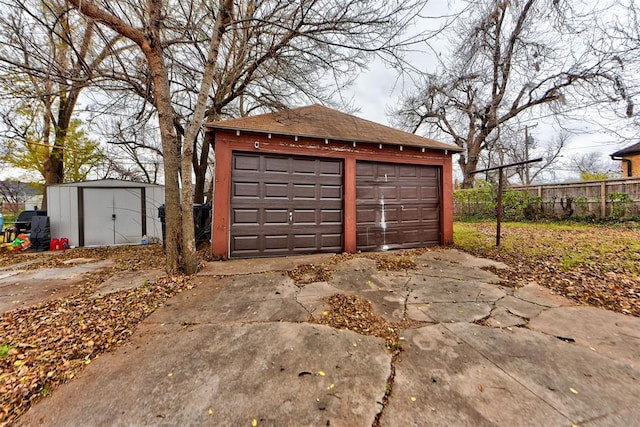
[394,0,621,188]
[65,0,426,273]
[0,1,129,206]
[481,126,567,185]
[592,0,640,131]
[570,152,619,181]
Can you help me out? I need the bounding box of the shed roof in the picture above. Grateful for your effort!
[48,179,163,188]
[611,142,640,157]
[206,104,461,152]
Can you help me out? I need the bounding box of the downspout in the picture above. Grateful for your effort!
[610,155,632,177]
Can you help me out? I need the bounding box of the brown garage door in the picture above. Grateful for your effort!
[356,161,441,251]
[230,152,343,258]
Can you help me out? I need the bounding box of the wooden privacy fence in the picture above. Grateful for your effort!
[455,178,640,219]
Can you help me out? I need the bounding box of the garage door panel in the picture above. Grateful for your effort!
[293,158,317,174]
[231,153,343,258]
[293,184,316,198]
[293,209,316,224]
[234,182,260,198]
[321,209,342,224]
[233,209,259,224]
[321,185,342,199]
[232,235,259,251]
[264,209,288,224]
[319,161,342,176]
[378,164,398,178]
[264,183,288,198]
[399,167,419,178]
[293,234,316,249]
[234,155,260,171]
[265,156,289,173]
[356,185,376,201]
[400,207,420,222]
[357,161,441,251]
[400,186,420,200]
[321,234,343,248]
[265,234,289,249]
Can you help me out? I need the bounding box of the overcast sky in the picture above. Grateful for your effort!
[343,0,632,181]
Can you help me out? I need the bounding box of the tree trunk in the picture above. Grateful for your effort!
[193,132,209,204]
[179,0,233,275]
[146,49,181,272]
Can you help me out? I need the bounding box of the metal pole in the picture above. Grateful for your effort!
[496,167,504,246]
[524,126,530,185]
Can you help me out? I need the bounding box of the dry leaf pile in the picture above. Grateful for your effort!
[0,245,166,271]
[314,294,401,350]
[0,276,192,425]
[456,223,640,317]
[0,244,195,425]
[288,264,333,285]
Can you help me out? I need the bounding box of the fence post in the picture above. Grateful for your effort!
[600,182,607,217]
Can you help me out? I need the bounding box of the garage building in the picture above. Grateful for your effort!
[207,104,461,259]
[47,179,164,247]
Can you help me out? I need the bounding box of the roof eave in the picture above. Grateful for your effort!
[206,124,463,153]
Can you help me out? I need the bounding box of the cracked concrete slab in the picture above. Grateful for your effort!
[444,322,640,425]
[358,289,406,323]
[408,277,506,304]
[514,283,577,307]
[409,301,493,323]
[485,306,526,328]
[15,249,640,426]
[496,295,545,319]
[18,322,391,427]
[197,253,334,276]
[528,306,640,371]
[147,272,309,324]
[383,324,570,426]
[92,269,165,297]
[0,260,114,315]
[416,249,509,270]
[405,304,437,323]
[296,281,341,319]
[413,255,504,283]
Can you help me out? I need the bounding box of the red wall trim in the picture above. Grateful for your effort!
[343,157,356,253]
[211,130,455,259]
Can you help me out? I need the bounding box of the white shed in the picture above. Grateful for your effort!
[47,179,165,247]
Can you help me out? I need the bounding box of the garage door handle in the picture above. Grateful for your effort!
[288,211,293,224]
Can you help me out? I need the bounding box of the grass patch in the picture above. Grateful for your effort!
[454,221,640,316]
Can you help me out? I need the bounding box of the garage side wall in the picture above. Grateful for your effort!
[212,130,455,259]
[46,185,80,246]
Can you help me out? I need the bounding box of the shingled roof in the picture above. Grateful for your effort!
[611,142,640,157]
[206,104,461,152]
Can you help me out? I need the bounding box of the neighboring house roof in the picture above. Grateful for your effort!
[611,142,640,157]
[206,104,461,152]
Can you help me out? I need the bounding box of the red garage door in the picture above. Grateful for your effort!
[356,161,441,251]
[230,152,343,258]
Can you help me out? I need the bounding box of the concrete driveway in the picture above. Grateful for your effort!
[18,250,640,426]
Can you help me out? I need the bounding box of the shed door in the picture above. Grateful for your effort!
[356,162,441,251]
[230,152,343,258]
[83,188,142,245]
